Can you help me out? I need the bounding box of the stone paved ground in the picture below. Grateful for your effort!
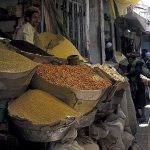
[135,106,150,150]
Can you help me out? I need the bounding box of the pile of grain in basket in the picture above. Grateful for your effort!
[37,64,110,90]
[0,42,38,73]
[8,89,80,125]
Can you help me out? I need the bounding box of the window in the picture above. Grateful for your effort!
[58,0,86,56]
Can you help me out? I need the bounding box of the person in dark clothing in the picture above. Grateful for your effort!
[141,51,150,104]
[126,55,136,99]
[134,61,146,121]
[127,55,136,74]
[141,49,148,59]
[105,42,114,61]
[141,49,150,70]
[126,55,146,122]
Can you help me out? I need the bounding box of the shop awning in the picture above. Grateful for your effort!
[109,0,140,19]
[124,11,150,33]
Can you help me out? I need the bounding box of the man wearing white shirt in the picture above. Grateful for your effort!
[15,7,40,45]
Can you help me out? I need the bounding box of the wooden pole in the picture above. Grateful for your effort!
[41,0,44,32]
[85,0,90,61]
[99,0,105,64]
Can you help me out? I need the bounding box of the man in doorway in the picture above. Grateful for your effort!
[15,7,40,45]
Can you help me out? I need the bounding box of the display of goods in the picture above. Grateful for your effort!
[8,89,80,125]
[0,42,38,73]
[32,64,111,115]
[37,64,110,90]
[94,64,125,82]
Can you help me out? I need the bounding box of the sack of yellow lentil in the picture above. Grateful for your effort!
[0,42,38,99]
[31,64,111,115]
[38,32,86,62]
[8,89,80,142]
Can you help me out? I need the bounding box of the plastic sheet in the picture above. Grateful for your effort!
[109,0,140,18]
[115,0,140,4]
[115,0,140,16]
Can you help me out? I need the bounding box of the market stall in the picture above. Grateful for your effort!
[0,0,141,149]
[0,37,139,150]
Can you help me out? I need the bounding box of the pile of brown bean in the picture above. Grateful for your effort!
[37,64,110,90]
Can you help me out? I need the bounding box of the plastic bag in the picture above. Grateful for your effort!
[77,136,99,150]
[49,141,84,150]
[122,131,135,150]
